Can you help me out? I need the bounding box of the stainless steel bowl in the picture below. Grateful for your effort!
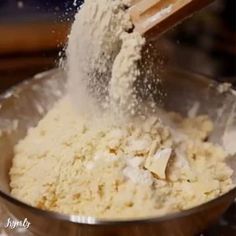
[0,69,236,236]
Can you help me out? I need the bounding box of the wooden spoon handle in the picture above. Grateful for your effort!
[129,0,214,37]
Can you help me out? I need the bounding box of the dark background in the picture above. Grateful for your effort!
[0,0,235,92]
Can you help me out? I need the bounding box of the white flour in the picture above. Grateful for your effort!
[10,99,234,218]
[67,0,145,118]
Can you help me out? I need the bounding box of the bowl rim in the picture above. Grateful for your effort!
[1,185,236,225]
[0,68,236,225]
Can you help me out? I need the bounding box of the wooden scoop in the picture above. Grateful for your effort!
[129,0,214,37]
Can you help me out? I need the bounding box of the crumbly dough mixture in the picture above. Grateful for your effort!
[10,98,234,219]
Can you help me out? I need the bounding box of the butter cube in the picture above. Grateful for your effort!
[145,148,172,179]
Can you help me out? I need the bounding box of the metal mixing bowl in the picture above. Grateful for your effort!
[0,68,236,236]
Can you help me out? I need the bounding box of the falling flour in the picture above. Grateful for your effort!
[67,0,145,117]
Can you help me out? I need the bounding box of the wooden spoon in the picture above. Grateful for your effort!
[129,0,214,37]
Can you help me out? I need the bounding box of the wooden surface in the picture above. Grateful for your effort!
[0,21,69,93]
[0,21,70,54]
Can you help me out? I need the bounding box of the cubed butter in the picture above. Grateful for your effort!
[145,148,172,179]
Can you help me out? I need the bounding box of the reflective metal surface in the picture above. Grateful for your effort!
[0,69,236,236]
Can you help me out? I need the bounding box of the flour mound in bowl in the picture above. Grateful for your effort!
[10,98,234,219]
[9,0,234,219]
